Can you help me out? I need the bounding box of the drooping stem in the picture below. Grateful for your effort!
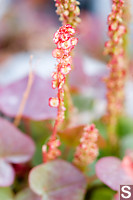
[54,0,81,121]
[42,0,81,163]
[42,25,78,162]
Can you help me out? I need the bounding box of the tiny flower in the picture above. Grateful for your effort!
[49,97,59,107]
[60,32,70,42]
[53,31,60,43]
[52,80,57,89]
[71,37,78,46]
[42,138,61,163]
[52,48,63,58]
[67,27,75,35]
[62,55,72,65]
[61,39,72,49]
[60,64,71,75]
[52,72,57,79]
[64,10,69,16]
[109,21,118,31]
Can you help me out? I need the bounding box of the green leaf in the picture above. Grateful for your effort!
[58,125,85,147]
[93,120,107,139]
[32,142,43,166]
[30,120,51,142]
[72,95,94,112]
[15,188,40,200]
[116,117,133,138]
[90,187,115,200]
[120,133,133,157]
[30,120,52,166]
[29,159,87,200]
[0,187,14,200]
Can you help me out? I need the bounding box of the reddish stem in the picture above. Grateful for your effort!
[51,118,59,140]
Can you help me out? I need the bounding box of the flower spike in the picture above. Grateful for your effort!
[73,124,99,171]
[54,0,81,28]
[104,0,127,140]
[50,24,78,123]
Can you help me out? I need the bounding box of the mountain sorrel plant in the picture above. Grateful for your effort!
[0,0,133,199]
[54,0,81,27]
[49,24,78,121]
[54,0,81,121]
[104,0,127,144]
[42,24,78,162]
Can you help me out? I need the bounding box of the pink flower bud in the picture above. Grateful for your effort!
[49,97,59,107]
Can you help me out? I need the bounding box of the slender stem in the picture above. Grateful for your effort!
[14,56,34,126]
[51,81,61,140]
[51,118,59,140]
[64,84,74,113]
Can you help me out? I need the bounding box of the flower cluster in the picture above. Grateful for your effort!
[49,24,78,122]
[54,0,81,28]
[104,0,127,127]
[42,138,61,163]
[73,124,99,171]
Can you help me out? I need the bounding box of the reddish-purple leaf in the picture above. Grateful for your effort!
[29,159,87,200]
[0,117,35,163]
[0,187,14,199]
[79,13,102,53]
[69,56,89,91]
[96,157,133,191]
[0,159,15,187]
[0,74,57,121]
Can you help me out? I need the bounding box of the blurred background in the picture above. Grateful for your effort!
[1,2,133,200]
[0,0,133,118]
[0,0,133,62]
[0,0,112,56]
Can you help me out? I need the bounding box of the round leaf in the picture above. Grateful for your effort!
[29,159,87,200]
[0,187,14,200]
[0,74,57,121]
[15,188,41,200]
[0,117,35,163]
[96,157,133,191]
[0,160,15,187]
[90,187,115,200]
